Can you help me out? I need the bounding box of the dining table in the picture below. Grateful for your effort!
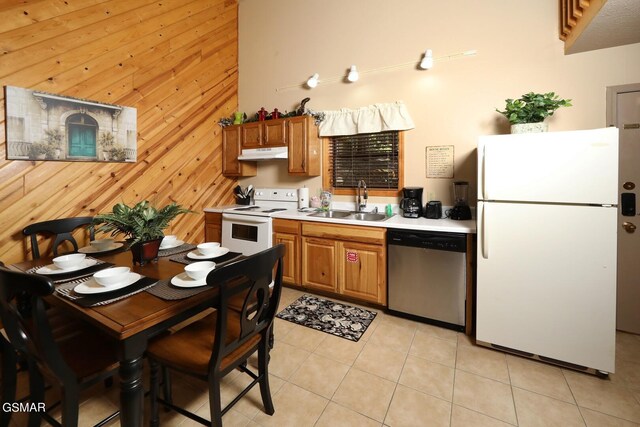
[11,245,241,427]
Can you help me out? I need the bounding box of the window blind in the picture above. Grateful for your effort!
[328,131,399,189]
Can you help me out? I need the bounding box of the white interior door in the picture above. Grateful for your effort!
[476,201,617,372]
[610,87,640,334]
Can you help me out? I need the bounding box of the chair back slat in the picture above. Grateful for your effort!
[207,245,285,373]
[0,266,76,382]
[22,217,94,259]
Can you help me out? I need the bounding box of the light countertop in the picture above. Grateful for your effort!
[204,206,476,233]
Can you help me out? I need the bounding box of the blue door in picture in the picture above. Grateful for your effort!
[67,114,97,158]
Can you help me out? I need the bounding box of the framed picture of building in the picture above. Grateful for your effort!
[4,86,137,162]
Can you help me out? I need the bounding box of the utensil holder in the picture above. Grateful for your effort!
[236,196,251,205]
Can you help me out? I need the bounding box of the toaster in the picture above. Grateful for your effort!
[425,201,442,219]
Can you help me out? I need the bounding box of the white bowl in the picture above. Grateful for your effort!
[93,267,131,287]
[90,238,114,251]
[161,235,178,247]
[184,261,215,281]
[197,242,221,256]
[52,253,87,270]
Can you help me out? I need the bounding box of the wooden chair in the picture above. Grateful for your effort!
[147,244,286,426]
[22,216,95,259]
[0,265,120,427]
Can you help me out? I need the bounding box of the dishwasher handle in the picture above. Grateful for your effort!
[387,230,466,253]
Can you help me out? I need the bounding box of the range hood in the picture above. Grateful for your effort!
[238,147,288,161]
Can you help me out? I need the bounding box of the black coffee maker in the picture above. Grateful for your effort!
[400,187,423,218]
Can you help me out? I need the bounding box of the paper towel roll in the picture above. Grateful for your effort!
[298,187,309,209]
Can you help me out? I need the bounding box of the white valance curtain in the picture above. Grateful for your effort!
[318,101,415,137]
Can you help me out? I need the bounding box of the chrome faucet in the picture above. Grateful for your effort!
[356,180,368,212]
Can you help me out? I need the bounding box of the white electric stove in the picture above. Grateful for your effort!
[221,188,298,255]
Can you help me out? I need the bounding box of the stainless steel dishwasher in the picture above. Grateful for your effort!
[387,229,467,332]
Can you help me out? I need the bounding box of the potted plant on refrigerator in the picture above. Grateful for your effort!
[91,201,192,265]
[496,92,572,133]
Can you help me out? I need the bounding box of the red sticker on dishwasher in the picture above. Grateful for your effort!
[346,251,358,263]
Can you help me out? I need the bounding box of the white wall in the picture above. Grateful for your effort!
[237,0,640,205]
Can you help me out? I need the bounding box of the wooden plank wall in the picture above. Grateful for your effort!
[0,0,239,264]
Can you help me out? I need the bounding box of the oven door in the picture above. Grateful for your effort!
[221,213,272,256]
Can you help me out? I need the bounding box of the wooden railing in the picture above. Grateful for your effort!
[559,0,606,48]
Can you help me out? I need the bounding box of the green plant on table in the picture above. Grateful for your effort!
[91,201,192,245]
[496,92,572,125]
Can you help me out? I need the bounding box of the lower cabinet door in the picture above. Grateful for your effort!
[301,237,337,292]
[273,232,299,285]
[337,241,386,305]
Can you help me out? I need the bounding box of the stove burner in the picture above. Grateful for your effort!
[233,206,261,211]
[261,208,288,213]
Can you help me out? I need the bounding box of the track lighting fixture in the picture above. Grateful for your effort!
[347,65,359,82]
[276,49,478,92]
[420,49,433,70]
[306,73,319,88]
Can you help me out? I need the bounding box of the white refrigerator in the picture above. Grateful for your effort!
[476,127,618,374]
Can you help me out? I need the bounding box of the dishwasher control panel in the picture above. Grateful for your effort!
[387,230,466,253]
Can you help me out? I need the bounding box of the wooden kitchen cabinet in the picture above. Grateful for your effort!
[222,125,256,177]
[241,119,287,148]
[288,116,320,176]
[204,212,222,243]
[224,117,319,177]
[273,219,300,285]
[301,236,337,293]
[337,241,386,305]
[301,221,386,305]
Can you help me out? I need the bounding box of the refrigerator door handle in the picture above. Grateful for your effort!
[482,145,487,200]
[480,202,489,259]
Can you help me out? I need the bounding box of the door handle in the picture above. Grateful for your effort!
[622,221,636,233]
[481,145,487,199]
[479,202,489,259]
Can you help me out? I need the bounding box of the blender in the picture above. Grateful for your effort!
[449,181,472,220]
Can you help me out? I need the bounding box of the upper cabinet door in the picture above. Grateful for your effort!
[288,116,320,176]
[242,122,262,148]
[263,119,287,147]
[223,125,256,177]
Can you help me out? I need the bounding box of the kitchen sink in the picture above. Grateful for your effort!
[307,210,390,222]
[351,212,388,221]
[307,210,352,218]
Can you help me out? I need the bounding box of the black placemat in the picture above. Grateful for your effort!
[27,259,114,284]
[169,251,242,265]
[158,243,197,257]
[58,276,159,307]
[145,279,214,300]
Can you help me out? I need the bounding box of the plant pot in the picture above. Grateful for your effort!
[511,122,548,134]
[129,238,162,266]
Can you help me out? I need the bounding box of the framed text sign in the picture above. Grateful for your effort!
[4,86,137,162]
[426,145,454,178]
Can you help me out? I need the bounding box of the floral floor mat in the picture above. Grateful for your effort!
[276,294,377,342]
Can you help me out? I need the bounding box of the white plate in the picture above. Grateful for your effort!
[36,259,99,275]
[187,247,230,260]
[78,243,124,254]
[74,273,142,295]
[171,272,209,288]
[159,239,185,250]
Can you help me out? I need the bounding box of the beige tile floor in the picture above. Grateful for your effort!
[8,287,640,426]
